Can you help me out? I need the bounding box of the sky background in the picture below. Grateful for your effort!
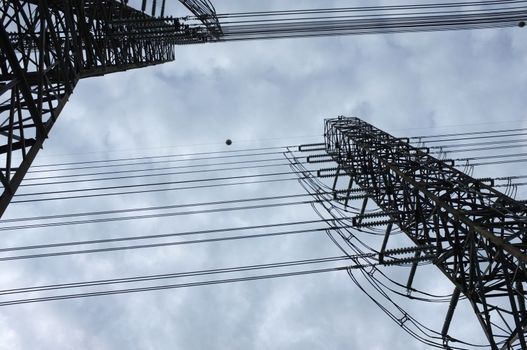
[1,1,527,349]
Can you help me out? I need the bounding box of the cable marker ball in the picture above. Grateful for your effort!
[225,139,232,146]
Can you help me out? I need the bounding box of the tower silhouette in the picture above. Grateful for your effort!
[294,116,527,349]
[0,0,222,216]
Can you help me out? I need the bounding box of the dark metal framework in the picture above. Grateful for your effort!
[0,0,185,217]
[323,117,527,349]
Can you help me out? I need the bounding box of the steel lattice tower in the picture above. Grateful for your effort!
[0,0,220,217]
[315,117,527,349]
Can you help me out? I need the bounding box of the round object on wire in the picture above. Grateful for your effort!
[225,139,232,146]
[519,21,526,28]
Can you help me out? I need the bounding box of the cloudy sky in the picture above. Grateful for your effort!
[1,1,527,349]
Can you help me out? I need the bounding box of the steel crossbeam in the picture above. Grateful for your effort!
[324,116,527,349]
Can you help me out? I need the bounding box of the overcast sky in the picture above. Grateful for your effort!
[1,1,527,349]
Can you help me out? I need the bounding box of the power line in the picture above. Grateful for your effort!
[420,138,527,150]
[0,200,324,231]
[215,1,527,18]
[32,146,290,168]
[2,193,319,223]
[455,152,527,162]
[11,177,303,204]
[34,135,320,160]
[0,256,368,306]
[0,227,343,262]
[412,131,527,144]
[208,2,527,42]
[0,256,353,295]
[16,171,312,198]
[431,142,527,154]
[409,126,527,139]
[28,150,293,173]
[0,267,349,306]
[469,158,527,167]
[23,157,292,182]
[21,162,294,187]
[0,219,346,253]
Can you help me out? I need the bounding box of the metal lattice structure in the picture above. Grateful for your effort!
[321,116,527,349]
[0,0,204,217]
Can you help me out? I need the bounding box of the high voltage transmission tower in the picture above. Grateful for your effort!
[0,0,225,216]
[293,116,527,349]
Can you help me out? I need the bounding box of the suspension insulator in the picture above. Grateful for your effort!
[383,245,434,256]
[354,219,398,228]
[381,254,436,266]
